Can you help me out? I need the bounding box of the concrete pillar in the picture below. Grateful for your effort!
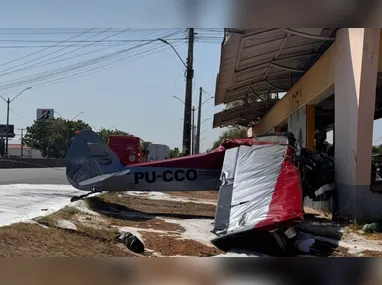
[247,127,253,138]
[334,28,381,223]
[288,106,307,150]
[306,105,315,151]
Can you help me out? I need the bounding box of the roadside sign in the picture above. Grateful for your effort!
[0,124,15,138]
[37,109,54,120]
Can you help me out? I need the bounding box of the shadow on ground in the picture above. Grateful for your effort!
[85,196,214,222]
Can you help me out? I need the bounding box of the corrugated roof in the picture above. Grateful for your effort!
[213,96,279,128]
[214,28,338,128]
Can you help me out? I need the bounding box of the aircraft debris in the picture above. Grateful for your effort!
[116,232,145,254]
[65,130,341,256]
[296,147,335,199]
[362,222,382,233]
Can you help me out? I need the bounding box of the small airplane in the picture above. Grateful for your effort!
[65,129,255,202]
[65,129,304,240]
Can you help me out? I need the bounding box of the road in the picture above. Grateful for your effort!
[0,168,69,185]
[0,168,84,227]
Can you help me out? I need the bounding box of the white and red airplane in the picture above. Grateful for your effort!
[65,130,304,239]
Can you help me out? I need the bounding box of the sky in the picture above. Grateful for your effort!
[0,2,227,152]
[0,1,382,150]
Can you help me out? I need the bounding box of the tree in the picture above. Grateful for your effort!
[170,147,182,158]
[372,145,382,154]
[23,118,91,158]
[96,128,130,144]
[209,126,248,151]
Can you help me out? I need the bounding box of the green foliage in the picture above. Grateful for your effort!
[23,118,91,158]
[373,145,382,154]
[170,147,182,158]
[209,126,248,151]
[96,128,130,144]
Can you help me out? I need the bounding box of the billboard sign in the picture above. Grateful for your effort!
[37,109,54,120]
[0,124,15,138]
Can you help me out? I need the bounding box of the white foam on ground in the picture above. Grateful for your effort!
[71,200,101,216]
[55,219,77,231]
[0,184,84,227]
[126,191,216,205]
[299,231,382,255]
[159,218,217,247]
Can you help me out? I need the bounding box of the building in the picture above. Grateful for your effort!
[213,28,382,223]
[8,144,43,158]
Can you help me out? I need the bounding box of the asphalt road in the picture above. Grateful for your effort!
[0,168,69,185]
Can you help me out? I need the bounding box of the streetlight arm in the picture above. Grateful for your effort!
[10,87,32,103]
[172,96,185,105]
[157,38,187,68]
[71,112,84,120]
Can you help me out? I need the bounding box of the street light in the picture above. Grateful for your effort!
[157,38,187,68]
[0,86,32,157]
[172,96,185,105]
[202,118,210,124]
[71,111,84,120]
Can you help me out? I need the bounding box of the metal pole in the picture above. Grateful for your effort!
[19,128,24,158]
[191,106,195,155]
[182,28,194,155]
[5,98,10,157]
[195,87,202,154]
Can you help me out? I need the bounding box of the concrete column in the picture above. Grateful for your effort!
[334,28,381,223]
[247,127,253,138]
[306,105,315,151]
[288,106,307,150]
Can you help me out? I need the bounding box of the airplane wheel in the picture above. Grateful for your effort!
[70,196,81,203]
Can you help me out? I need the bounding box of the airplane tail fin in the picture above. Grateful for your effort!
[65,130,126,191]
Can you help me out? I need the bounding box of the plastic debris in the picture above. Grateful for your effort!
[116,232,144,254]
[362,222,382,233]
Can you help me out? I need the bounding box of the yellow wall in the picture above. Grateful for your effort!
[254,44,335,134]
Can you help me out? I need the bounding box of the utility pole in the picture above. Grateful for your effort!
[5,98,10,157]
[191,106,196,155]
[18,128,25,158]
[1,87,32,157]
[195,87,203,154]
[182,28,194,156]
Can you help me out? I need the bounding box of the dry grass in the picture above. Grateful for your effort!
[347,224,382,241]
[0,191,222,257]
[360,250,382,257]
[0,223,133,257]
[102,193,216,219]
[164,191,218,201]
[140,232,223,257]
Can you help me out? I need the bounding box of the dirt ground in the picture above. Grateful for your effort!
[0,190,381,257]
[0,191,220,257]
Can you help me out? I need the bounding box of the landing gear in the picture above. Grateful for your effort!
[70,186,102,202]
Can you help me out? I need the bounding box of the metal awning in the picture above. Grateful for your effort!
[214,28,338,128]
[213,96,279,128]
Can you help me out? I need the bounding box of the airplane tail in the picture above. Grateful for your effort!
[65,130,127,191]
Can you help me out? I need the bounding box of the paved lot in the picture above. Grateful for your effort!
[0,168,69,185]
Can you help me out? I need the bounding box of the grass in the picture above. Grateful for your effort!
[0,223,133,257]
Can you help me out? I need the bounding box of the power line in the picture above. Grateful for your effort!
[0,28,113,77]
[0,29,96,69]
[9,108,33,124]
[0,30,185,94]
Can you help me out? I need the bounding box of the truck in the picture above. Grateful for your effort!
[147,143,171,162]
[107,135,148,165]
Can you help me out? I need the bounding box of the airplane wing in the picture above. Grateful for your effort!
[66,130,255,192]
